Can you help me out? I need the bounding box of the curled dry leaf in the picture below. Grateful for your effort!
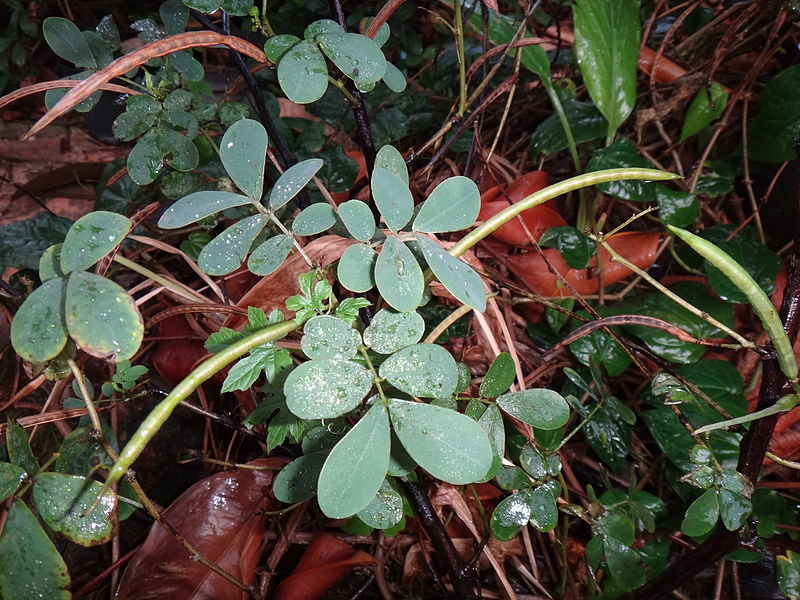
[115,459,284,600]
[273,532,376,600]
[506,231,663,297]
[224,235,356,330]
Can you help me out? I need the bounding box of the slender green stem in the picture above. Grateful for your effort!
[328,76,358,104]
[453,0,467,116]
[693,394,799,436]
[113,254,207,303]
[449,168,679,259]
[594,236,756,350]
[668,226,798,383]
[106,320,298,485]
[267,212,313,267]
[68,360,104,435]
[544,82,580,174]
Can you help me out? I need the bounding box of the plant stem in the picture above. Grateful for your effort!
[106,320,298,485]
[453,0,467,117]
[112,254,207,303]
[449,168,679,259]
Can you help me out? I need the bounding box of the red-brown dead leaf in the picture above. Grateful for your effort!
[0,80,140,112]
[506,231,663,297]
[150,315,209,385]
[115,459,284,600]
[273,532,376,600]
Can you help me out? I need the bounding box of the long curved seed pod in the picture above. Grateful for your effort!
[668,225,798,383]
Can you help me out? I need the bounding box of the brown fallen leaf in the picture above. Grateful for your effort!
[273,532,376,600]
[115,459,284,600]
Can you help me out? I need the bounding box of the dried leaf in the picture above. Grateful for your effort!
[115,459,283,600]
[273,532,376,600]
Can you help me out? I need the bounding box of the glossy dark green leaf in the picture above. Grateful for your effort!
[301,315,361,361]
[113,95,161,141]
[44,72,100,114]
[656,187,699,228]
[372,168,414,231]
[6,421,38,476]
[491,489,534,541]
[603,535,646,591]
[198,214,266,275]
[719,489,752,531]
[495,466,532,491]
[679,82,729,142]
[480,352,516,398]
[0,212,72,270]
[777,551,800,599]
[277,40,328,104]
[158,191,251,229]
[415,236,485,311]
[0,500,70,600]
[497,389,570,430]
[358,479,403,529]
[264,34,300,63]
[219,0,252,16]
[641,408,695,471]
[292,203,336,236]
[379,343,459,399]
[60,211,131,273]
[748,65,800,162]
[65,271,143,361]
[338,200,375,242]
[413,176,480,233]
[701,233,781,303]
[247,234,294,276]
[284,359,373,419]
[0,462,26,501]
[318,33,387,89]
[387,399,493,484]
[375,144,408,184]
[528,484,558,532]
[375,236,424,312]
[681,488,719,537]
[43,17,96,68]
[363,308,425,354]
[573,0,639,140]
[318,404,390,518]
[337,244,376,293]
[220,118,268,200]
[569,315,630,376]
[584,399,632,469]
[273,453,326,503]
[32,473,116,545]
[545,298,574,334]
[127,127,198,185]
[540,226,596,270]
[268,158,324,210]
[586,138,659,202]
[530,99,607,156]
[10,278,68,363]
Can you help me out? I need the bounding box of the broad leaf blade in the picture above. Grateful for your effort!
[198,214,266,276]
[10,278,68,363]
[387,399,493,484]
[220,118,268,200]
[379,343,459,398]
[317,404,391,518]
[60,211,131,273]
[43,17,96,68]
[374,236,424,312]
[371,168,413,231]
[284,359,373,419]
[363,308,425,354]
[269,158,324,210]
[413,176,480,233]
[277,40,329,104]
[317,33,387,89]
[248,234,294,276]
[416,236,486,311]
[497,389,570,430]
[337,244,377,293]
[158,191,251,229]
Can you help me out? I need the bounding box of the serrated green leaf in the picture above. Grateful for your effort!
[278,40,329,104]
[11,278,68,363]
[159,191,251,229]
[387,399,493,484]
[372,168,413,231]
[363,308,425,354]
[480,353,516,398]
[301,315,361,360]
[32,473,116,545]
[248,234,294,276]
[0,500,71,600]
[318,404,390,518]
[338,200,375,242]
[379,343,458,398]
[413,176,480,233]
[220,118,268,200]
[60,211,131,273]
[269,158,324,210]
[573,0,640,141]
[65,271,143,361]
[497,389,570,430]
[43,17,96,69]
[284,359,373,419]
[416,236,485,311]
[292,203,336,236]
[198,214,266,275]
[337,244,376,292]
[221,342,290,392]
[375,236,424,312]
